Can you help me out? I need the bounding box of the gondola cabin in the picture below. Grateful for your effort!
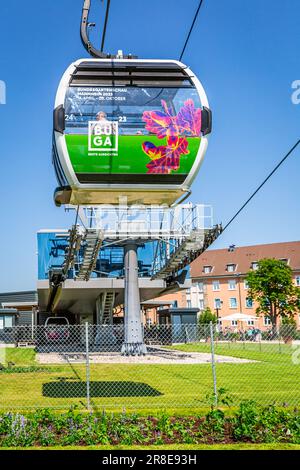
[53,59,211,206]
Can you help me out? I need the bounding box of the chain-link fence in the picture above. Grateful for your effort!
[0,323,299,411]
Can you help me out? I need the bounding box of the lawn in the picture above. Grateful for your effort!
[2,347,36,366]
[0,342,299,411]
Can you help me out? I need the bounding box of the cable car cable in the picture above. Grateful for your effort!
[100,0,111,52]
[222,138,300,232]
[179,0,204,61]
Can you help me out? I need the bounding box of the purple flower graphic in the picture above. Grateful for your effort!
[142,99,202,174]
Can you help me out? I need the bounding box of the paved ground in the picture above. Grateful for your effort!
[37,347,257,364]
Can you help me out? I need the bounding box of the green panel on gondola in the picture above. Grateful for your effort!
[64,86,202,178]
[65,135,201,174]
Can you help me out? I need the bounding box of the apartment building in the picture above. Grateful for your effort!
[187,241,300,330]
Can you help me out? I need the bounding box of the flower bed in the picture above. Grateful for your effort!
[1,401,300,447]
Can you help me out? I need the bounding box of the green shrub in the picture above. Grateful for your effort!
[198,308,217,325]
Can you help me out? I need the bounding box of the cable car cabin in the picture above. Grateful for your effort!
[53,59,212,206]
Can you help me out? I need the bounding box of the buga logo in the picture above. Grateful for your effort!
[88,121,118,152]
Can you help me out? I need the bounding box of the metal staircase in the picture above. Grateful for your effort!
[101,291,115,324]
[76,228,103,281]
[152,225,222,280]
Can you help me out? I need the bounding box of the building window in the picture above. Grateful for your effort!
[264,317,271,326]
[218,320,223,325]
[172,300,178,308]
[228,279,236,290]
[279,258,289,265]
[251,262,259,270]
[199,299,204,310]
[244,280,249,289]
[0,315,13,329]
[245,297,253,308]
[193,282,204,292]
[203,265,213,274]
[187,300,192,308]
[231,320,238,326]
[214,298,222,309]
[197,282,204,292]
[247,320,255,326]
[229,297,237,308]
[227,264,236,272]
[212,280,220,291]
[295,276,300,287]
[186,288,191,295]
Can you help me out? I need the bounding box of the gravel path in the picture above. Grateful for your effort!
[37,348,256,365]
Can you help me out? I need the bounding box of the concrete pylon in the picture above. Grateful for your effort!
[121,242,147,355]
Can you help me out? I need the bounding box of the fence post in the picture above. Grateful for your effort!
[278,327,282,353]
[259,334,262,352]
[85,322,91,411]
[184,324,188,343]
[242,325,245,350]
[209,321,218,406]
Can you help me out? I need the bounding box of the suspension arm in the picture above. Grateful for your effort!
[81,0,109,58]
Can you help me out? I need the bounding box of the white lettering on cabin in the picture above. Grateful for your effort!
[88,121,118,152]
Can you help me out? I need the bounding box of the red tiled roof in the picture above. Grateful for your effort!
[191,241,300,278]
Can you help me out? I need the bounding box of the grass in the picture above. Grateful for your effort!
[0,342,299,412]
[168,340,292,361]
[2,348,36,366]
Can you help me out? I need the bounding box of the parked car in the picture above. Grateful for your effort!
[44,317,70,342]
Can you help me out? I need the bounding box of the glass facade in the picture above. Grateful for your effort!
[37,231,190,281]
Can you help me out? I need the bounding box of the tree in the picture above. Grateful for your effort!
[280,316,297,343]
[198,307,217,324]
[246,258,300,330]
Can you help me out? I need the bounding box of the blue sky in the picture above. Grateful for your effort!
[0,0,299,291]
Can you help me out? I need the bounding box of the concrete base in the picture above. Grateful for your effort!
[121,342,147,356]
